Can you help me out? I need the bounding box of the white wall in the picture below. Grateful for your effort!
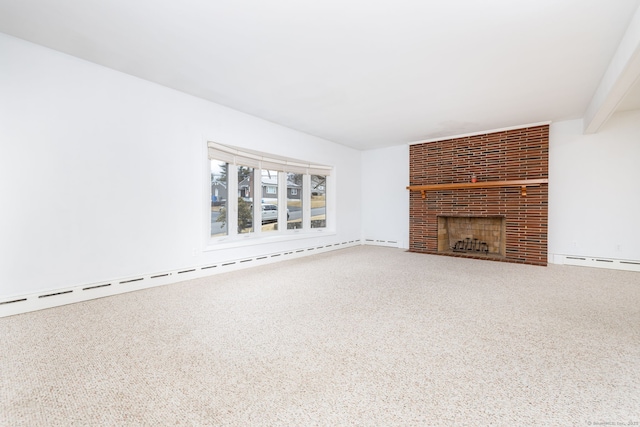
[549,110,640,262]
[361,145,409,248]
[0,33,362,299]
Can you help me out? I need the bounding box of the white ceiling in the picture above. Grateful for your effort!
[1,0,639,150]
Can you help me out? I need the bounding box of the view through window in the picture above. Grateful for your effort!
[311,174,326,229]
[237,165,254,234]
[261,170,279,234]
[208,143,331,240]
[210,159,228,238]
[287,172,303,230]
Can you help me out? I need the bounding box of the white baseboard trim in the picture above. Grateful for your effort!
[0,239,363,318]
[551,254,640,272]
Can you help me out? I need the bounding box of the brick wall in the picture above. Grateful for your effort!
[409,125,549,265]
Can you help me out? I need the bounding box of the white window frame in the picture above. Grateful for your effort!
[205,142,333,250]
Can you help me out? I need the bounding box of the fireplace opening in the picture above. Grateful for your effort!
[438,216,505,257]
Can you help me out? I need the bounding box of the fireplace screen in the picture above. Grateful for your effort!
[437,216,505,257]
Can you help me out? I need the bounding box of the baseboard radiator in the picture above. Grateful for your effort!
[0,239,366,318]
[552,254,640,272]
[363,238,402,248]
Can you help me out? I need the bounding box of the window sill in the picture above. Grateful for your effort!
[205,228,336,252]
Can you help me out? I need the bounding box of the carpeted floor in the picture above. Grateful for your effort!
[1,246,639,426]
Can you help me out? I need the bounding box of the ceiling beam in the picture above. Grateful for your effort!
[583,5,640,134]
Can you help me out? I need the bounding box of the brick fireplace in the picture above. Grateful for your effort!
[408,125,549,266]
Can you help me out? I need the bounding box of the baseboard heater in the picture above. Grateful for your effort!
[363,239,401,248]
[0,239,365,318]
[554,254,640,272]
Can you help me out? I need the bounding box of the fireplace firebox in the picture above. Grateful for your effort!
[438,216,505,257]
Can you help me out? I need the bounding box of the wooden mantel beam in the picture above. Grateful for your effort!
[406,178,549,198]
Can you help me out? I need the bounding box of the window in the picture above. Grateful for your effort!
[261,170,279,234]
[210,159,228,237]
[237,165,254,234]
[311,174,327,229]
[287,173,303,230]
[207,142,332,243]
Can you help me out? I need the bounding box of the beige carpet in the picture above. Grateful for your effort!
[1,246,639,426]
